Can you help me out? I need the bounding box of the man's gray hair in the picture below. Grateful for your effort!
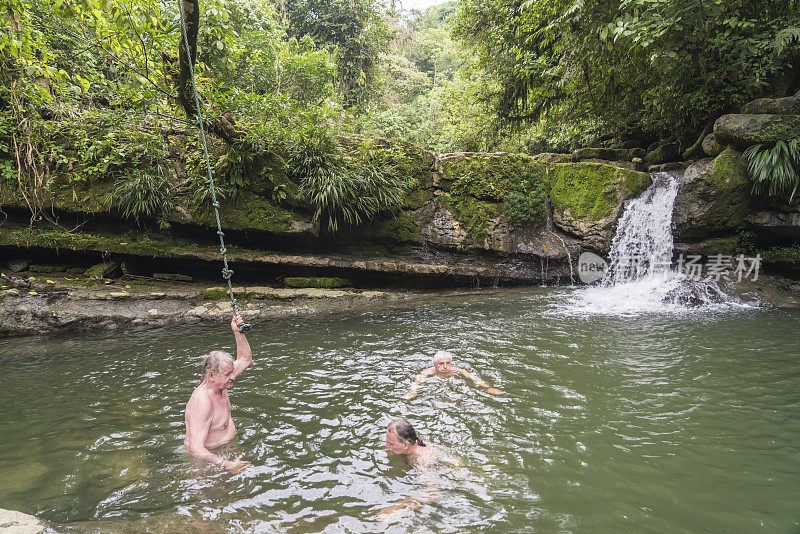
[200,350,234,384]
[432,350,454,365]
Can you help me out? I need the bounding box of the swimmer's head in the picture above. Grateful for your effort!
[386,418,426,454]
[432,350,453,374]
[199,350,235,388]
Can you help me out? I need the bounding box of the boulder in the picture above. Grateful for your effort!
[549,162,651,251]
[571,147,645,162]
[740,93,800,115]
[0,508,47,533]
[714,114,800,148]
[702,133,724,157]
[643,143,680,166]
[647,162,686,173]
[672,148,752,239]
[7,259,28,273]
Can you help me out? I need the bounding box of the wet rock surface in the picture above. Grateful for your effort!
[0,508,47,534]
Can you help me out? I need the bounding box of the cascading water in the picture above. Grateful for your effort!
[564,172,751,314]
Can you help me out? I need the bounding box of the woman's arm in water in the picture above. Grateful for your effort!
[456,367,504,395]
[403,368,435,400]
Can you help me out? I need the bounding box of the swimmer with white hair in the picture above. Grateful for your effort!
[403,350,504,400]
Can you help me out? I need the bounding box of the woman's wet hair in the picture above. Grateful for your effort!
[199,350,234,384]
[388,418,426,447]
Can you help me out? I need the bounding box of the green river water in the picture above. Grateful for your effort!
[0,288,798,532]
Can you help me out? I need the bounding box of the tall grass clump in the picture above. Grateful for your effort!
[107,171,174,229]
[290,137,407,232]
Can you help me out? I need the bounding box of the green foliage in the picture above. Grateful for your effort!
[290,137,408,231]
[283,0,391,108]
[744,139,800,201]
[507,181,548,225]
[453,0,800,144]
[107,171,174,229]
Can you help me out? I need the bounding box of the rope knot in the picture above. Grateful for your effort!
[221,268,234,280]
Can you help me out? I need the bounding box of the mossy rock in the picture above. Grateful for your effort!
[402,187,434,210]
[203,287,230,300]
[363,138,435,187]
[673,148,752,239]
[572,147,645,162]
[187,191,314,235]
[28,265,66,273]
[714,114,800,148]
[643,143,680,167]
[532,152,573,163]
[368,213,420,244]
[440,153,547,202]
[437,195,505,244]
[84,262,119,278]
[284,277,352,288]
[549,162,651,221]
[702,134,725,157]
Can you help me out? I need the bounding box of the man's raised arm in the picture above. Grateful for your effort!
[231,314,252,380]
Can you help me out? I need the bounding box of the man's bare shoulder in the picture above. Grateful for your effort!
[420,367,436,377]
[186,386,212,413]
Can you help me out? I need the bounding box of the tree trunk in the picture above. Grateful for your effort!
[177,0,200,119]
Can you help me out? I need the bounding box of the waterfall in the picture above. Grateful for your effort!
[603,172,678,286]
[563,172,751,314]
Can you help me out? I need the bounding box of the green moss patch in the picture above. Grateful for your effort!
[549,162,651,220]
[284,277,352,288]
[442,153,547,201]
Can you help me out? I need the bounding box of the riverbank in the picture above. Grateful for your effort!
[2,268,799,338]
[0,270,448,337]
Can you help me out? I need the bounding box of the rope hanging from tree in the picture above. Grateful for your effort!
[177,0,250,332]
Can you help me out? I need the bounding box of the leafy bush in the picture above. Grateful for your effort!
[744,139,800,202]
[507,180,547,225]
[107,171,174,229]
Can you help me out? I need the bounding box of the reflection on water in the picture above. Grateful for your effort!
[0,288,799,532]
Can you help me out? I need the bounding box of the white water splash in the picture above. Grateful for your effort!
[564,172,753,315]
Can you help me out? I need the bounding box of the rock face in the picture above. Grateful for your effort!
[672,148,752,239]
[0,508,47,534]
[549,162,651,251]
[747,195,800,240]
[714,113,800,148]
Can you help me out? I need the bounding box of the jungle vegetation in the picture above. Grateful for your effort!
[1,0,799,229]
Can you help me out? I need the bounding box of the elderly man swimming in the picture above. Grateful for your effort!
[184,314,253,472]
[403,350,504,400]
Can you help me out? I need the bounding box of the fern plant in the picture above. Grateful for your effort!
[744,139,800,202]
